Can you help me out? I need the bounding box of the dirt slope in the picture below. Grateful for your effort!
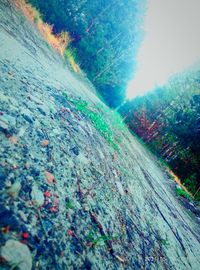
[0,1,200,269]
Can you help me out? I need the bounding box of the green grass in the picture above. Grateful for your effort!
[64,48,80,72]
[160,236,170,247]
[86,226,122,247]
[66,200,74,209]
[90,235,115,246]
[62,93,122,150]
[34,12,42,24]
[175,186,192,201]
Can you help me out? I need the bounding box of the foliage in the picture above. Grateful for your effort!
[66,200,74,210]
[86,225,120,247]
[159,236,170,247]
[14,0,71,56]
[119,68,200,200]
[64,48,80,73]
[62,93,124,150]
[28,0,146,107]
[175,187,192,201]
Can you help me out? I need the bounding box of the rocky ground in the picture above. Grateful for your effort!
[0,1,200,269]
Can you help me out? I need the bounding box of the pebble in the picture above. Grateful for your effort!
[0,119,9,130]
[0,113,16,127]
[7,181,21,198]
[28,94,43,105]
[71,145,80,156]
[77,153,89,165]
[41,139,49,147]
[31,185,45,206]
[18,126,27,137]
[37,104,50,115]
[21,108,34,123]
[43,219,53,232]
[45,171,55,184]
[18,210,28,222]
[1,239,32,270]
[116,181,125,196]
[52,128,60,135]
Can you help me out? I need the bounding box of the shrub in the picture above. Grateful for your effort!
[14,0,71,56]
[175,186,192,201]
[64,48,80,72]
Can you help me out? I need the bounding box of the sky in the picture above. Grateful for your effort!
[127,0,200,99]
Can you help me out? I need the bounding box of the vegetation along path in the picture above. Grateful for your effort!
[0,1,200,269]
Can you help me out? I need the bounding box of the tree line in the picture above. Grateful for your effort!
[119,69,200,200]
[28,0,145,107]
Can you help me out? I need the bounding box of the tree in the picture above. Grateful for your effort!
[28,0,145,107]
[119,69,200,200]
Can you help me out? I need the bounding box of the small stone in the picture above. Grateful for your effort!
[37,104,50,115]
[5,180,12,188]
[71,145,79,156]
[26,175,33,181]
[45,171,56,184]
[7,181,21,198]
[43,219,53,232]
[0,114,16,126]
[44,191,51,197]
[31,185,44,206]
[52,128,60,135]
[29,214,37,227]
[0,119,9,130]
[18,126,27,137]
[28,94,43,105]
[83,203,90,211]
[116,181,124,196]
[18,210,28,222]
[1,240,32,270]
[77,153,89,165]
[22,232,29,239]
[23,114,34,124]
[9,136,18,144]
[41,140,49,147]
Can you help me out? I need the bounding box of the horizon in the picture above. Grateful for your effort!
[127,0,200,99]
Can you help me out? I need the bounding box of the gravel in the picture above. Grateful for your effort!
[0,2,200,270]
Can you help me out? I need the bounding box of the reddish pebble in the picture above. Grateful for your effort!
[45,171,56,184]
[67,230,75,237]
[41,140,49,147]
[44,191,51,197]
[50,207,58,213]
[9,136,18,144]
[22,232,29,239]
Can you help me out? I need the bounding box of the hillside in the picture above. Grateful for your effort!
[0,1,200,270]
[28,0,145,108]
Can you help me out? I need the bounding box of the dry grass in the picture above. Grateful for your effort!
[13,0,71,56]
